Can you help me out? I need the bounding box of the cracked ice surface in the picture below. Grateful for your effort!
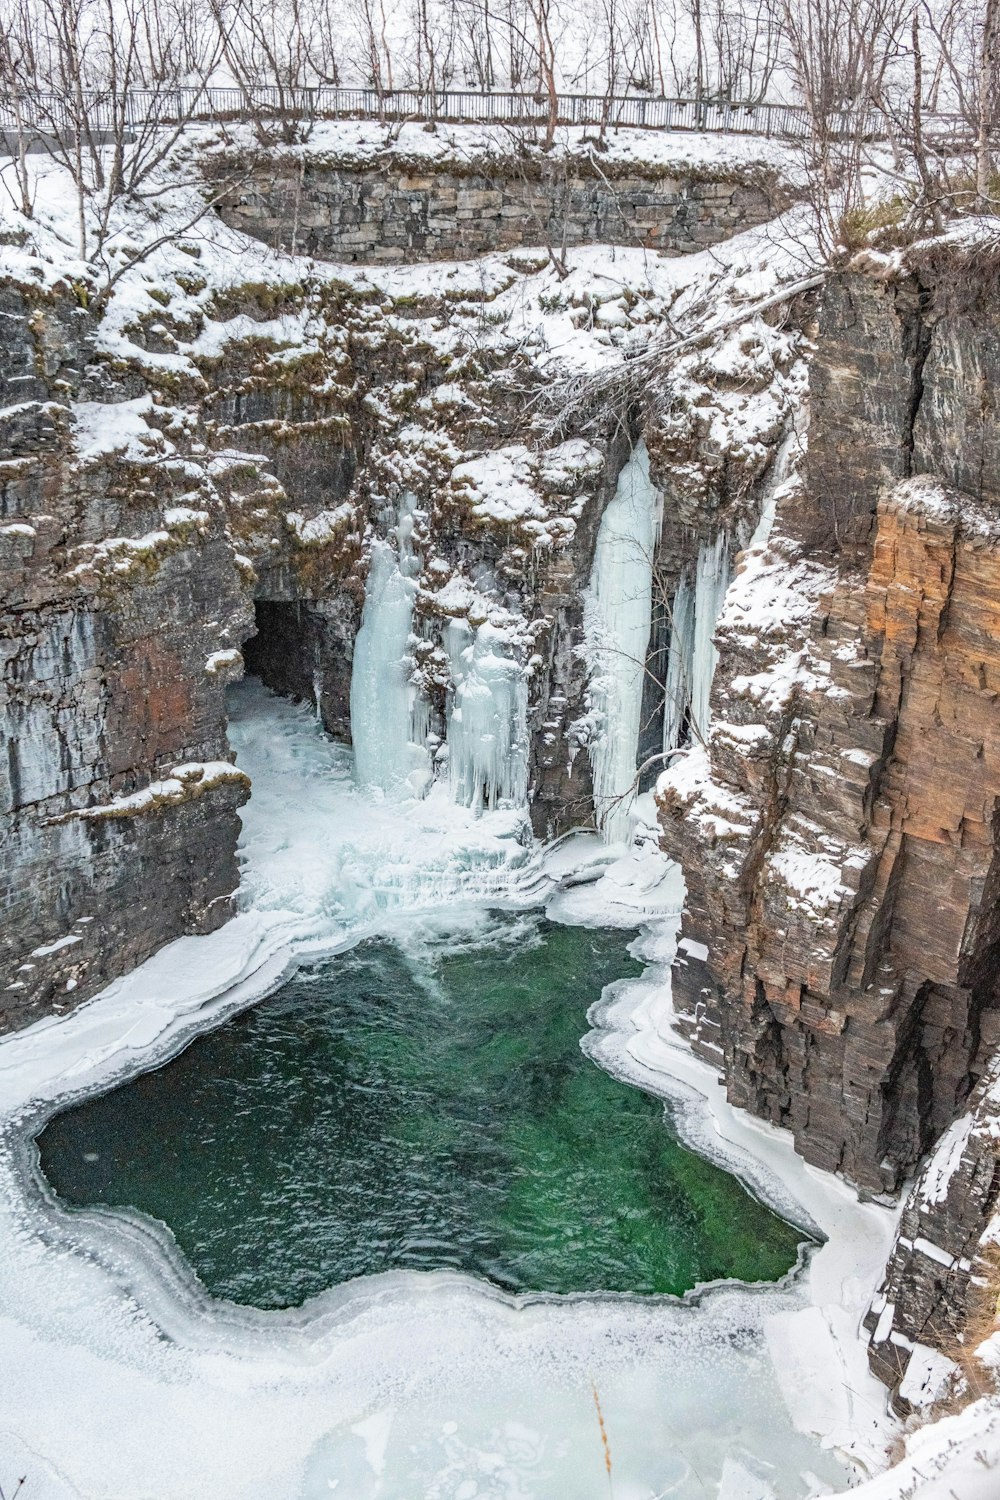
[0,683,892,1500]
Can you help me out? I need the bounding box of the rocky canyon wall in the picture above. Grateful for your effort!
[8,119,1000,1424]
[0,285,256,1029]
[2,136,800,1035]
[656,243,1000,1403]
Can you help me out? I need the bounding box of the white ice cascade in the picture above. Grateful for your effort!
[662,533,731,753]
[350,494,431,796]
[445,618,529,812]
[584,439,663,844]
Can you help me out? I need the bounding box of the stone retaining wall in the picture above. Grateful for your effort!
[218,157,789,262]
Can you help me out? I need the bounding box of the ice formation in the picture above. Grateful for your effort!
[350,495,432,797]
[445,618,529,811]
[233,681,537,925]
[662,570,695,753]
[663,534,732,752]
[585,440,663,843]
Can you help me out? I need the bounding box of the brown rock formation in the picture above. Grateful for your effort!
[657,247,1000,1395]
[659,253,1000,1193]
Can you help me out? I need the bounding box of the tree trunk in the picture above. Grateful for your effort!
[977,0,999,206]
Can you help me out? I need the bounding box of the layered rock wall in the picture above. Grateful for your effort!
[656,247,1000,1401]
[0,287,255,1029]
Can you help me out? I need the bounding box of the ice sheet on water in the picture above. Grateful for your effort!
[0,681,882,1499]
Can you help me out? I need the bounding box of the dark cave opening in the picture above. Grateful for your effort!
[241,598,356,741]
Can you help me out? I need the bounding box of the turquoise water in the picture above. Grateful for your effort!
[37,914,804,1308]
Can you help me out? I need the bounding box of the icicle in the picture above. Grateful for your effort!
[445,619,528,812]
[350,495,431,796]
[661,534,731,753]
[748,425,796,554]
[690,534,730,743]
[662,570,695,753]
[312,667,323,725]
[584,440,662,844]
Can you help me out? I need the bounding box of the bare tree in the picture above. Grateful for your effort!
[779,0,910,249]
[526,0,561,146]
[209,0,340,144]
[344,0,395,100]
[0,0,238,287]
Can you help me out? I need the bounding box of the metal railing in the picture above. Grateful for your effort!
[2,85,972,144]
[0,85,837,139]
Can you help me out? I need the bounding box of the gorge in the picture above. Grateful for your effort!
[3,116,1000,1499]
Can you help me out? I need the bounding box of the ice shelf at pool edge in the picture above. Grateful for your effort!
[0,682,895,1500]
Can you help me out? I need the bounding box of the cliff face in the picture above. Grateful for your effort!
[657,247,1000,1401]
[0,285,262,1029]
[7,131,1000,1433]
[0,188,740,1024]
[866,1055,1000,1407]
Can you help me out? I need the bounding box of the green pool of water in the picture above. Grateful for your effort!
[37,915,804,1308]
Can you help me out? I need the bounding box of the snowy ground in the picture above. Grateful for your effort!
[206,118,808,179]
[0,682,904,1500]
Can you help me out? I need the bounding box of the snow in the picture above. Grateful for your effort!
[922,1113,976,1205]
[164,505,211,530]
[911,1237,957,1269]
[873,1303,896,1344]
[448,441,603,547]
[451,446,544,526]
[205,648,244,676]
[30,935,83,958]
[45,760,248,824]
[284,503,355,545]
[841,1399,1000,1499]
[0,113,979,1500]
[897,1346,960,1409]
[71,396,158,461]
[235,118,803,183]
[767,837,856,921]
[567,842,902,1483]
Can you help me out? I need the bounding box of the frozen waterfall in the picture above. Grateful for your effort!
[445,618,529,811]
[584,440,662,844]
[691,534,731,741]
[350,497,431,796]
[662,534,731,753]
[662,572,695,754]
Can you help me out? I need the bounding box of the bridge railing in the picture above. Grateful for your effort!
[0,86,891,141]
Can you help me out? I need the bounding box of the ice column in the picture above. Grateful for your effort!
[690,534,731,742]
[445,619,529,812]
[584,440,662,844]
[662,572,694,754]
[350,495,431,796]
[662,534,731,752]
